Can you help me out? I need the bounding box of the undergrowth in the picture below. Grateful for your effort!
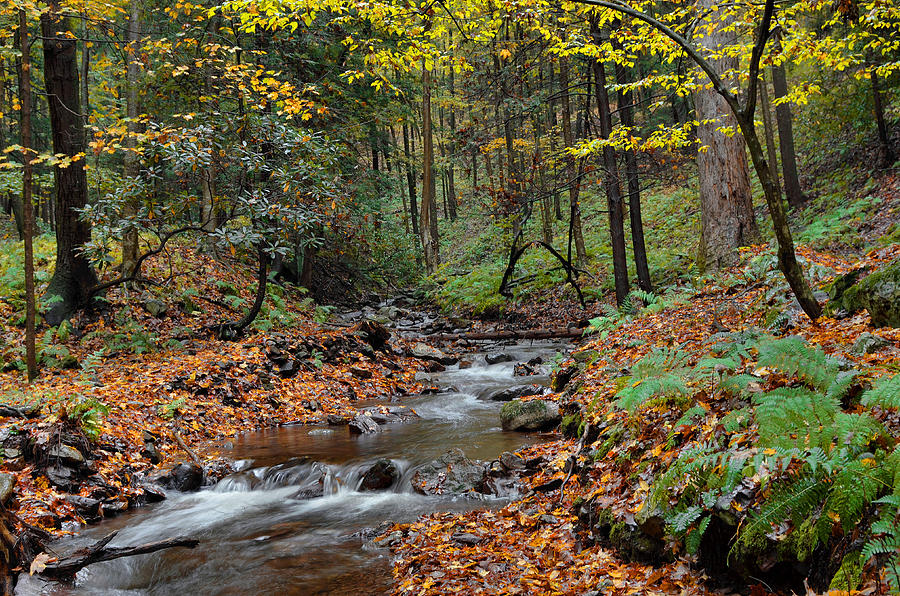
[619,332,900,590]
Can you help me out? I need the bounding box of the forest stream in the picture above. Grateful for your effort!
[15,341,567,596]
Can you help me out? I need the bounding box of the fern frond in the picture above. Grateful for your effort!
[685,516,711,554]
[736,476,828,551]
[756,336,847,393]
[861,374,900,410]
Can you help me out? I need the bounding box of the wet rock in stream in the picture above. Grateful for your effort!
[412,448,490,496]
[360,459,399,491]
[482,384,548,402]
[148,462,204,492]
[409,342,458,365]
[500,399,561,432]
[484,352,513,365]
[348,414,380,434]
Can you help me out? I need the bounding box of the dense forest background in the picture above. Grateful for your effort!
[1,0,896,330]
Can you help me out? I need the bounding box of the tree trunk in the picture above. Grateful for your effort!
[80,19,89,136]
[614,50,652,293]
[1,52,24,240]
[736,113,821,319]
[42,0,99,325]
[693,0,760,270]
[218,245,268,339]
[402,124,419,238]
[534,116,553,245]
[871,64,895,167]
[559,57,587,267]
[19,10,38,381]
[758,73,780,196]
[446,57,458,220]
[420,39,439,273]
[771,33,805,208]
[121,0,141,279]
[591,22,629,306]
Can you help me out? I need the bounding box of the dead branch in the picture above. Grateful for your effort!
[39,530,199,580]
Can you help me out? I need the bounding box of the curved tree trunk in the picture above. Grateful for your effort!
[42,0,99,324]
[737,115,821,319]
[693,0,760,270]
[218,245,267,339]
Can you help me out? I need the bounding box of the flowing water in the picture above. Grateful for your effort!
[17,341,566,596]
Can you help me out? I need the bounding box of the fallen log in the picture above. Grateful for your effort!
[0,404,40,418]
[433,327,586,342]
[38,530,199,580]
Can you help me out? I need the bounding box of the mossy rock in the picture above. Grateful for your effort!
[560,413,583,439]
[840,259,900,327]
[500,399,561,432]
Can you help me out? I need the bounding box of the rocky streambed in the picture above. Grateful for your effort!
[15,340,570,595]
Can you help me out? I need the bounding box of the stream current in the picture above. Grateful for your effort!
[17,341,565,596]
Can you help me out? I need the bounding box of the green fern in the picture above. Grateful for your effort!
[861,374,900,410]
[861,494,900,591]
[756,336,850,397]
[754,386,881,452]
[614,347,692,412]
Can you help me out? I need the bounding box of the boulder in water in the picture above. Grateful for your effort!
[485,353,513,365]
[168,463,204,492]
[349,414,380,434]
[500,399,561,432]
[361,459,399,491]
[412,448,487,496]
[409,342,458,365]
[484,384,547,402]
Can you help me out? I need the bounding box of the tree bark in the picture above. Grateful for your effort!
[758,72,780,196]
[591,22,629,306]
[121,0,141,278]
[420,31,439,272]
[871,64,895,167]
[19,11,38,381]
[558,56,587,267]
[693,0,760,270]
[737,113,821,319]
[446,55,458,221]
[42,0,99,325]
[614,46,652,293]
[771,33,805,208]
[402,124,419,238]
[39,530,198,580]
